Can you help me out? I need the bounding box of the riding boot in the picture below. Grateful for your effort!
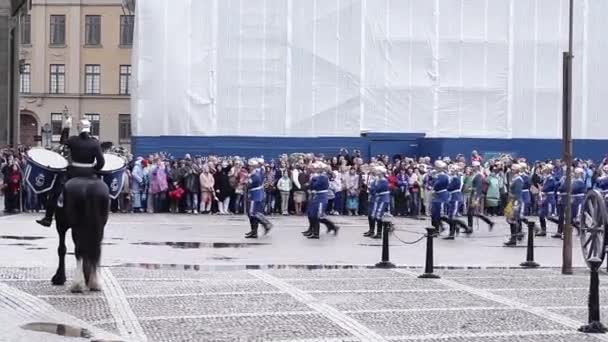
[36,204,55,227]
[503,224,517,247]
[536,218,547,237]
[302,217,313,236]
[467,212,474,229]
[245,218,258,238]
[443,221,455,240]
[453,218,471,234]
[516,221,524,241]
[552,221,563,239]
[257,214,273,235]
[476,214,495,231]
[320,218,339,235]
[372,220,383,239]
[307,219,320,239]
[363,217,375,237]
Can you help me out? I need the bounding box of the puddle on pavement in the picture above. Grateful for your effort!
[209,256,236,261]
[0,235,46,241]
[21,322,92,338]
[26,247,47,250]
[358,244,403,247]
[116,263,372,271]
[1,243,34,247]
[130,241,270,249]
[111,238,124,240]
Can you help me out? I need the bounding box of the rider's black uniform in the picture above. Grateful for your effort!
[36,132,105,227]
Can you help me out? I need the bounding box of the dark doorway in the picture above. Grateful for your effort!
[20,112,37,146]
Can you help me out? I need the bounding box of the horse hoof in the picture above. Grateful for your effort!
[87,277,102,292]
[70,282,85,293]
[51,275,66,286]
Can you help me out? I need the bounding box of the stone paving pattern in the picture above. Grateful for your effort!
[2,266,608,341]
[1,213,607,341]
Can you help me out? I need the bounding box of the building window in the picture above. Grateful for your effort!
[119,65,131,95]
[51,113,63,142]
[85,64,101,94]
[50,15,66,46]
[85,113,100,138]
[85,15,101,46]
[20,64,31,93]
[21,14,31,45]
[119,114,131,143]
[49,64,65,94]
[120,15,134,46]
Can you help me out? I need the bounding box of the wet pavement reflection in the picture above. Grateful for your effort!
[21,322,92,338]
[0,235,46,240]
[130,241,270,249]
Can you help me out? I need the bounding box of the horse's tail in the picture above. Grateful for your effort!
[82,180,110,279]
[66,177,109,284]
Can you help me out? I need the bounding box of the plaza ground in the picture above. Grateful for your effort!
[0,213,606,341]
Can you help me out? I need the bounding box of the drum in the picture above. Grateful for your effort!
[98,153,127,199]
[24,148,68,194]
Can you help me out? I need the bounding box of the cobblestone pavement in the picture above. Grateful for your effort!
[0,213,605,341]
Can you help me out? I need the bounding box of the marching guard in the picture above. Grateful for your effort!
[536,164,556,237]
[430,161,449,234]
[368,165,393,239]
[303,162,338,239]
[467,161,495,231]
[549,167,586,239]
[550,170,568,239]
[363,166,378,237]
[245,158,273,239]
[597,165,608,197]
[571,168,586,230]
[504,164,524,246]
[442,164,468,240]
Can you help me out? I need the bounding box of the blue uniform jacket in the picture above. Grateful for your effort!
[248,171,264,202]
[373,177,391,204]
[310,174,329,203]
[447,176,463,202]
[521,174,531,204]
[542,176,557,193]
[572,179,586,200]
[557,177,567,204]
[597,176,608,193]
[510,176,524,201]
[433,173,450,202]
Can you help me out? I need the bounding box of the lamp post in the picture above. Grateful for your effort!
[561,0,574,275]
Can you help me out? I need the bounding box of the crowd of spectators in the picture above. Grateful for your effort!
[1,145,605,219]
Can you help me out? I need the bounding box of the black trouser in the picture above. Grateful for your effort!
[42,174,68,220]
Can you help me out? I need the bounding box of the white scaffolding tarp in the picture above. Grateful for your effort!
[132,0,608,139]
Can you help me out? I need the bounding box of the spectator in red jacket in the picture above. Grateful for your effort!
[4,163,21,213]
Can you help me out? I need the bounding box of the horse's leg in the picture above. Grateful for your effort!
[86,198,107,292]
[69,229,86,293]
[69,255,85,293]
[51,222,67,285]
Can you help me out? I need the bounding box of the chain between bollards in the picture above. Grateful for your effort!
[375,222,396,269]
[418,227,440,279]
[520,221,540,268]
[579,259,607,333]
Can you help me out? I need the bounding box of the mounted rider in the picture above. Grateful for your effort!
[36,119,105,227]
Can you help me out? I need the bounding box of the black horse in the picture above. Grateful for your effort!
[51,176,109,293]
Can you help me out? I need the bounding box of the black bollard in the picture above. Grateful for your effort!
[419,227,440,279]
[579,259,607,333]
[375,222,395,269]
[520,221,540,268]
